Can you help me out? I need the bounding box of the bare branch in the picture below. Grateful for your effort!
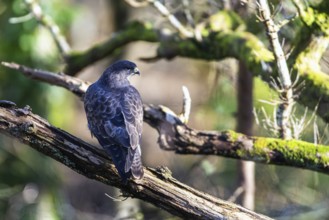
[24,0,71,56]
[228,186,244,203]
[124,0,149,7]
[257,0,294,139]
[1,62,88,97]
[9,13,34,24]
[125,0,194,38]
[178,86,191,124]
[182,0,195,28]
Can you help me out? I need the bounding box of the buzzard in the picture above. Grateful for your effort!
[84,60,144,182]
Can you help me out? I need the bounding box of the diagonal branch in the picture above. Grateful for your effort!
[124,0,194,38]
[1,62,89,97]
[64,21,158,75]
[2,61,329,175]
[25,0,71,56]
[0,102,271,220]
[257,0,294,139]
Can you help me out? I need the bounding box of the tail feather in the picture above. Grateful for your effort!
[131,150,144,179]
[125,148,144,179]
[103,144,130,182]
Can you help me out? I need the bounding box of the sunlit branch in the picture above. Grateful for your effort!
[257,0,294,139]
[24,0,71,57]
[125,0,194,38]
[178,86,191,124]
[1,62,88,97]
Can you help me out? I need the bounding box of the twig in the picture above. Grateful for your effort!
[125,0,194,38]
[105,193,128,202]
[257,0,294,139]
[228,186,244,203]
[24,0,71,57]
[179,86,191,123]
[9,13,33,24]
[182,0,195,29]
[124,0,149,7]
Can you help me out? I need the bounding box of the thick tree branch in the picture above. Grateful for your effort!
[65,21,158,75]
[2,62,329,175]
[1,62,89,97]
[65,20,273,76]
[0,102,271,220]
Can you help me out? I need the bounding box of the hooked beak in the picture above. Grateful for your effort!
[133,67,140,76]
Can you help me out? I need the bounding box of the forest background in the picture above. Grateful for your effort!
[1,0,329,219]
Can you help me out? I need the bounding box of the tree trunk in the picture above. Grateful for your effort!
[236,61,255,210]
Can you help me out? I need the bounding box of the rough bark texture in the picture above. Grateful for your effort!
[0,102,272,220]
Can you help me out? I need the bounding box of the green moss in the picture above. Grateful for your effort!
[297,3,329,36]
[216,126,326,172]
[162,29,273,75]
[293,34,329,122]
[65,21,158,74]
[302,7,316,26]
[207,10,245,32]
[222,130,240,142]
[253,137,329,170]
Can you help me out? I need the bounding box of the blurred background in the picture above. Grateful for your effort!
[0,0,329,219]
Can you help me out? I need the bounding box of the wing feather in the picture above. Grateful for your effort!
[121,87,143,150]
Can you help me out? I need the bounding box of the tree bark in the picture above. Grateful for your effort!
[0,102,271,220]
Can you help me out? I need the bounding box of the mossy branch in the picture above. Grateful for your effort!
[290,0,329,122]
[2,61,329,175]
[145,105,329,175]
[64,21,158,75]
[64,12,329,123]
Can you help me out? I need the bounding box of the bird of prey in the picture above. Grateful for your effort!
[84,60,144,182]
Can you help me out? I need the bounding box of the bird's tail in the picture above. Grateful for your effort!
[125,148,144,179]
[103,144,130,183]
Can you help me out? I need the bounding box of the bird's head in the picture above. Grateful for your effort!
[99,60,140,88]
